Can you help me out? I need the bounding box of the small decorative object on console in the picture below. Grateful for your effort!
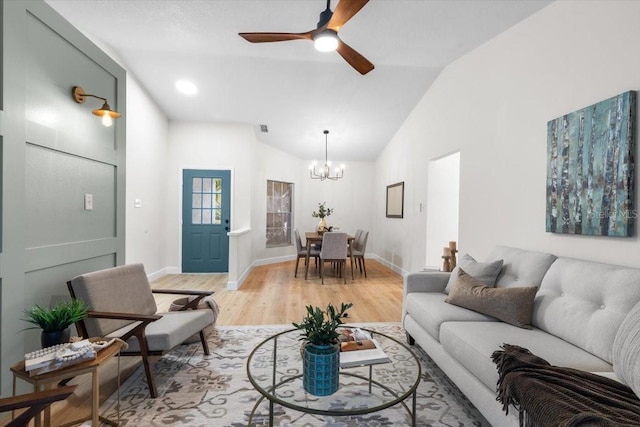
[25,339,96,375]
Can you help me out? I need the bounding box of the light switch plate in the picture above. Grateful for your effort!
[134,198,142,208]
[84,194,94,211]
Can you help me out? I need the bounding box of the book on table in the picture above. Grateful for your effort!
[338,328,391,369]
[24,339,97,376]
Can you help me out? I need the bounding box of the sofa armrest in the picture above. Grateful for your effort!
[404,271,450,295]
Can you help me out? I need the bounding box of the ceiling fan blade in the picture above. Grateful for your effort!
[327,0,369,31]
[239,31,313,43]
[336,39,374,75]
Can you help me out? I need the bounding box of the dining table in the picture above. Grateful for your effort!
[304,232,355,280]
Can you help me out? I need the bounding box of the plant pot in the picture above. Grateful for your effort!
[41,328,70,349]
[302,342,340,396]
[317,217,328,234]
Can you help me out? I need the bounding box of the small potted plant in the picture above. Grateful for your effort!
[22,299,90,348]
[312,202,334,233]
[293,302,352,396]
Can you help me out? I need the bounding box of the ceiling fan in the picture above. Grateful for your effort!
[239,0,374,75]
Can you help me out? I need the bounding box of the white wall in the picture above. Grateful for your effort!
[165,122,256,271]
[376,0,640,273]
[125,74,170,276]
[426,152,460,269]
[164,122,376,274]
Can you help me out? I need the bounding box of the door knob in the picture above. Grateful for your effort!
[225,226,229,231]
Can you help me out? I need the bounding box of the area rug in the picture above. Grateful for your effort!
[98,324,490,426]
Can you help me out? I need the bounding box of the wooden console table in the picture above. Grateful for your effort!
[11,340,123,427]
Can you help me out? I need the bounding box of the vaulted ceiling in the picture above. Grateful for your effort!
[46,0,551,161]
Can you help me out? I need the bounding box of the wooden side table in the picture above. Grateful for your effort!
[11,340,123,427]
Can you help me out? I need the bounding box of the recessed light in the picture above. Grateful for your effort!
[175,80,198,95]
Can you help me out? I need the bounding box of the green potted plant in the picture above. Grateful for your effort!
[312,202,334,234]
[293,302,352,396]
[22,299,90,348]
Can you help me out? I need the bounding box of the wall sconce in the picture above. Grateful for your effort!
[72,86,121,127]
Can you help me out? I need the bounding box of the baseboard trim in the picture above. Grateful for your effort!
[371,254,409,278]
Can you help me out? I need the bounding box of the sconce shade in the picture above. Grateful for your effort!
[72,86,121,127]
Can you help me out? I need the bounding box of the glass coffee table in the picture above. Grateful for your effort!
[246,326,421,426]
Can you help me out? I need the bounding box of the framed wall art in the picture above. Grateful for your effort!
[546,90,636,237]
[386,182,404,218]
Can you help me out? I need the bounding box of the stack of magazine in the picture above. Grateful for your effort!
[338,328,391,369]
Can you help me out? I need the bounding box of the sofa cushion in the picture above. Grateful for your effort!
[404,292,496,341]
[440,321,614,393]
[445,268,538,328]
[487,246,557,289]
[613,299,640,394]
[534,257,640,363]
[444,253,503,294]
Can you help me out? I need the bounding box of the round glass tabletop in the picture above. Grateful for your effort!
[246,326,421,425]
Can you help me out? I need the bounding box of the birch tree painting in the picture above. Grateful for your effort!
[546,91,636,237]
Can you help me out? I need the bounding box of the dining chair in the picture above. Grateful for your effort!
[352,230,369,277]
[295,229,319,278]
[353,229,363,250]
[319,232,348,284]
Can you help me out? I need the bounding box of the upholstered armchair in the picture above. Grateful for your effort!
[67,264,213,398]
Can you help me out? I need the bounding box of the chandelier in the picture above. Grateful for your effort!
[309,130,344,181]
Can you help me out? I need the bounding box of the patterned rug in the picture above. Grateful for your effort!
[98,324,490,426]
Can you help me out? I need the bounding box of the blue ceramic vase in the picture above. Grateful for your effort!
[302,342,340,396]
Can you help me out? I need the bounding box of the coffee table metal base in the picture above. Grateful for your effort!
[248,370,417,426]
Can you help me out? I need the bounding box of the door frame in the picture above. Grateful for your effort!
[178,167,234,273]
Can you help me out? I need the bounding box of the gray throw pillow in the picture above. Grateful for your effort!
[613,300,640,397]
[445,268,538,329]
[444,253,504,294]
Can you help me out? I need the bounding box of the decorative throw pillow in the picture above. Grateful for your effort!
[613,300,640,397]
[444,253,504,294]
[445,268,538,329]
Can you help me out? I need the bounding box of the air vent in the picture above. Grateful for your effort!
[259,124,269,133]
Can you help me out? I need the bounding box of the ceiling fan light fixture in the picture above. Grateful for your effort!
[314,29,339,52]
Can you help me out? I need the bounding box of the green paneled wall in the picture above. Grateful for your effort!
[0,0,125,397]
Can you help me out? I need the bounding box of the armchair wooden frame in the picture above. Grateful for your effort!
[0,385,76,427]
[67,283,212,398]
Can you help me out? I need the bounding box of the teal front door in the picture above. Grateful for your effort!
[182,169,231,272]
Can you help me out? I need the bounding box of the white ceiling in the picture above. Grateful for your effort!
[45,0,551,162]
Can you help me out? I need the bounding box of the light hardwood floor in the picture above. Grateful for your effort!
[4,259,404,426]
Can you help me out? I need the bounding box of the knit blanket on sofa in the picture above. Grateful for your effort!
[491,344,640,427]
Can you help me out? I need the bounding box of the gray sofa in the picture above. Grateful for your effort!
[403,246,640,427]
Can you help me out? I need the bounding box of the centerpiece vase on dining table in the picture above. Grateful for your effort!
[317,217,328,234]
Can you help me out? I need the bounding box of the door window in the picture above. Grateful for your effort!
[191,177,222,225]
